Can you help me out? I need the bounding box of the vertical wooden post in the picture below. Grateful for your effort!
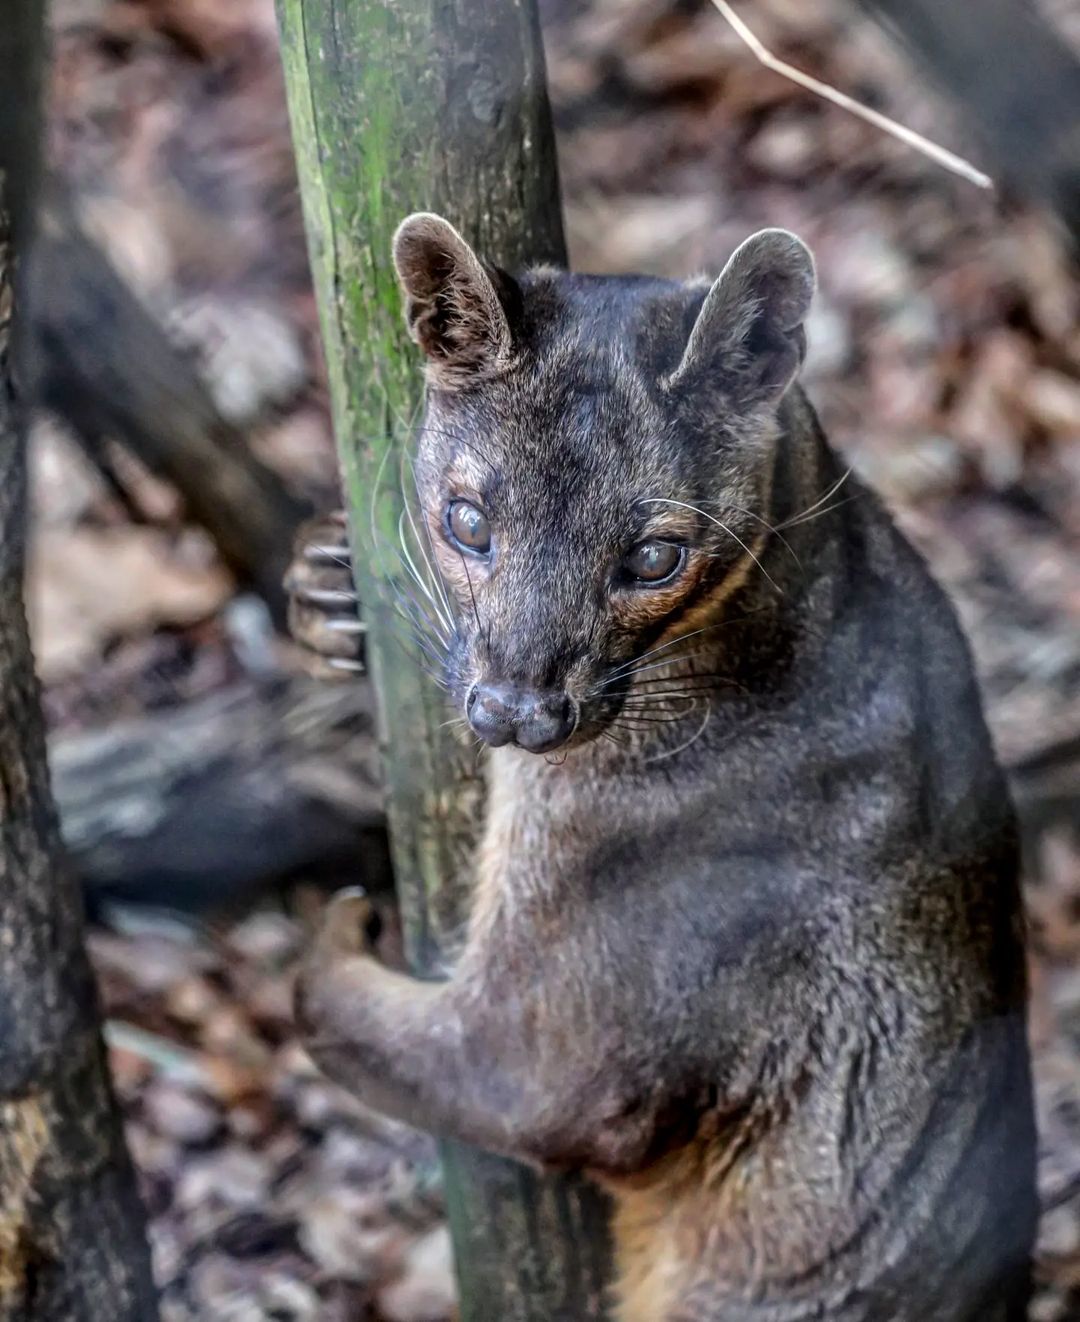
[0,5,158,1318]
[274,2,612,1316]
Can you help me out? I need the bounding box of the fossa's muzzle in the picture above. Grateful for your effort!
[467,679,576,754]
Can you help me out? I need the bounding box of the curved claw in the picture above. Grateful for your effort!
[311,887,381,959]
[285,511,366,676]
[327,656,367,673]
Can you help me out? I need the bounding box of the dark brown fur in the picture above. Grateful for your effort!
[295,215,1037,1320]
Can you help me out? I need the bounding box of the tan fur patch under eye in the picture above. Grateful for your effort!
[614,555,707,631]
[618,531,769,639]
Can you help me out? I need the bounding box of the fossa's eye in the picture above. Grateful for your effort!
[447,500,492,555]
[623,540,683,584]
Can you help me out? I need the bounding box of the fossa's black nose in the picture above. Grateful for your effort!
[467,681,576,754]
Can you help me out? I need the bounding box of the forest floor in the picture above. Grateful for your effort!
[33,0,1080,1317]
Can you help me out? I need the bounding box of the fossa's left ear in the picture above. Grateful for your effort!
[667,229,816,410]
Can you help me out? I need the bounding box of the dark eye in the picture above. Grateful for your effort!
[447,500,492,554]
[622,540,683,584]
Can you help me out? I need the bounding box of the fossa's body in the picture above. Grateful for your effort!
[295,215,1037,1319]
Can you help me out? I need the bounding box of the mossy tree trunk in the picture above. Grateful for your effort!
[0,5,158,1319]
[274,2,612,1316]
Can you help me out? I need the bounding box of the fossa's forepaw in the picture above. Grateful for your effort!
[295,887,382,1045]
[285,511,366,678]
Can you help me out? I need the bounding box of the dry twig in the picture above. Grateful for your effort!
[709,0,993,190]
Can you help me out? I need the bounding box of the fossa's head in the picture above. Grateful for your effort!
[393,213,815,754]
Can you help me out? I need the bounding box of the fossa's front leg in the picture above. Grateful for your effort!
[295,891,475,1134]
[296,891,661,1173]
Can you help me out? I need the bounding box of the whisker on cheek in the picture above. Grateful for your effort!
[644,702,712,764]
[400,451,457,627]
[611,712,695,727]
[776,466,854,531]
[616,693,699,709]
[709,500,804,575]
[625,669,748,691]
[599,727,631,747]
[604,647,730,686]
[601,624,728,684]
[640,497,781,596]
[397,508,453,638]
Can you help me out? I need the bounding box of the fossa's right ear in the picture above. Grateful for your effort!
[393,213,515,389]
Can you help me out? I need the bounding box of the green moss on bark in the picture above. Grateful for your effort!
[275,2,613,1315]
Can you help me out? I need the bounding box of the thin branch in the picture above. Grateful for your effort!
[708,0,994,190]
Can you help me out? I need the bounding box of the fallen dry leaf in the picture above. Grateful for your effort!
[28,525,231,681]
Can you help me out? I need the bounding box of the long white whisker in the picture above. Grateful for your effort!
[621,679,733,701]
[622,654,714,683]
[412,482,455,629]
[596,646,721,691]
[397,508,452,637]
[617,699,699,714]
[777,467,853,530]
[297,539,354,575]
[641,497,782,596]
[460,552,483,640]
[603,624,721,683]
[645,701,712,765]
[715,503,802,573]
[400,447,455,627]
[392,598,445,654]
[781,494,858,530]
[387,598,448,662]
[380,617,449,688]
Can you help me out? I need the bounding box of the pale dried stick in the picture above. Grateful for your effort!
[709,0,993,190]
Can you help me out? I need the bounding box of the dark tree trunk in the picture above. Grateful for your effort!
[275,0,614,1315]
[0,8,158,1319]
[853,0,1080,247]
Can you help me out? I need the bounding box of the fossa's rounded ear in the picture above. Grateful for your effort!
[667,229,816,409]
[392,213,514,389]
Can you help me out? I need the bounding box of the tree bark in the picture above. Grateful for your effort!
[0,6,158,1320]
[22,202,310,626]
[274,2,613,1316]
[853,0,1080,247]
